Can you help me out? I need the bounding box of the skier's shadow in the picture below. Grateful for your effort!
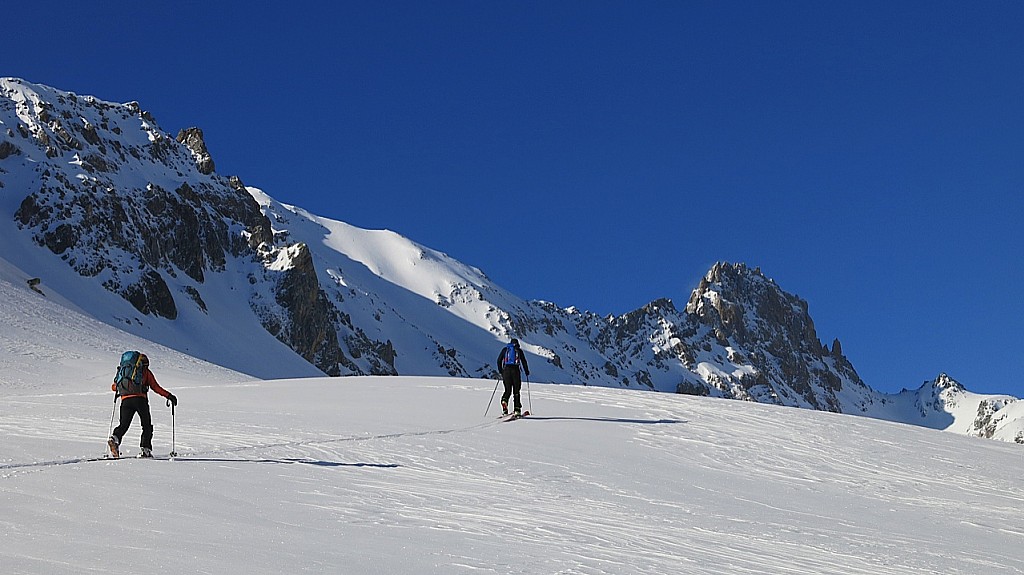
[171,457,399,468]
[521,416,686,425]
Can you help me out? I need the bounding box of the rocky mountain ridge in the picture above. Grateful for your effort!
[1,78,1020,442]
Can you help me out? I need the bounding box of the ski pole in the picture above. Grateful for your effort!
[168,400,178,458]
[107,394,118,437]
[526,372,533,414]
[485,375,501,416]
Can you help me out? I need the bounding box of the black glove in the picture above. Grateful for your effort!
[525,371,530,377]
[167,393,178,406]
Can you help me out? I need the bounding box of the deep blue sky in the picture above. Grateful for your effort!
[10,1,1024,395]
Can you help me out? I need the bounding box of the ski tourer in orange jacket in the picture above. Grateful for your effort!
[108,353,177,458]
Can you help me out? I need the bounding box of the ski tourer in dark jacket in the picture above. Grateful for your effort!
[497,338,529,415]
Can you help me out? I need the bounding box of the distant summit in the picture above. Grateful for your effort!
[683,261,869,412]
[1,78,1020,442]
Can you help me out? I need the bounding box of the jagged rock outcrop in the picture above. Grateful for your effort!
[12,159,273,317]
[0,139,19,159]
[261,243,354,376]
[176,127,215,175]
[652,262,867,410]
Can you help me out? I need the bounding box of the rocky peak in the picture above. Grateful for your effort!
[830,338,843,358]
[930,373,966,393]
[674,262,870,411]
[176,127,216,175]
[686,262,820,352]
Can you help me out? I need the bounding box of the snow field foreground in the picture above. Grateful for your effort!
[2,376,1024,575]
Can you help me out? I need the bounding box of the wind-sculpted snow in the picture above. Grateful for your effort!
[2,374,1023,573]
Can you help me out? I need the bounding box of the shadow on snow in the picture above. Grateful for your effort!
[521,416,687,425]
[169,457,399,468]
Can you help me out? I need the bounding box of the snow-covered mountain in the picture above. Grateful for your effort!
[1,78,1020,443]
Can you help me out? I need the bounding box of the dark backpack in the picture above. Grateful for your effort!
[114,351,148,395]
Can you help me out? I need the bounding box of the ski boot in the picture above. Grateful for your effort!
[107,436,120,459]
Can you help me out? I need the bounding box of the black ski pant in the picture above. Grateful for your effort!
[112,396,154,450]
[501,365,522,411]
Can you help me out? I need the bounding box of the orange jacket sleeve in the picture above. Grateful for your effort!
[144,370,172,399]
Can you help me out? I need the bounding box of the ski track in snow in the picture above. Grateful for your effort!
[2,377,1023,574]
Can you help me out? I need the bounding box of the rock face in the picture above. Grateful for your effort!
[176,127,215,175]
[253,242,364,376]
[14,176,270,315]
[678,262,868,410]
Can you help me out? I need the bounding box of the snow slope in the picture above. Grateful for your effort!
[2,252,1024,574]
[247,186,565,381]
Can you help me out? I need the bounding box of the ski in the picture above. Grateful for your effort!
[102,444,168,460]
[105,453,169,461]
[502,411,531,421]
